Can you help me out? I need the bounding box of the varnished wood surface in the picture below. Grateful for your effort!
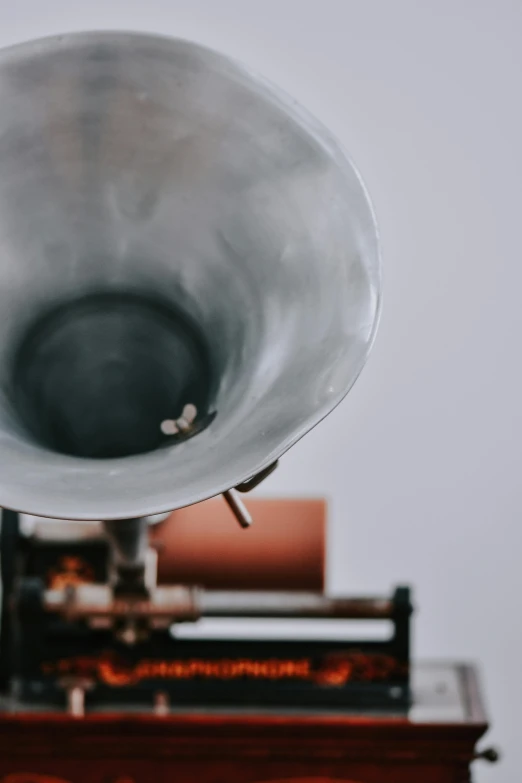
[0,664,488,783]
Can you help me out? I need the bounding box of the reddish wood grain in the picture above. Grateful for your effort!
[0,666,488,783]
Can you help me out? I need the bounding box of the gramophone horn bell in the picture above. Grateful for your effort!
[0,32,380,520]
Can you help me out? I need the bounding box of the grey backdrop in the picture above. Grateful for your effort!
[0,2,518,781]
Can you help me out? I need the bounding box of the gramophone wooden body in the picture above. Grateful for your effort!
[0,501,493,781]
[0,664,488,783]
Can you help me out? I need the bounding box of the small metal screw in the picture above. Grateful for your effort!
[160,403,197,435]
[475,747,500,763]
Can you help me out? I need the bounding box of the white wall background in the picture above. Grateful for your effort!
[0,1,519,780]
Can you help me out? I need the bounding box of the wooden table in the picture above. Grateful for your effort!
[0,663,491,783]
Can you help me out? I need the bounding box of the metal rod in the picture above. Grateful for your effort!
[45,587,393,622]
[59,678,93,718]
[44,584,200,620]
[154,691,170,716]
[222,489,253,528]
[103,517,150,593]
[103,517,149,567]
[67,685,85,718]
[200,591,394,619]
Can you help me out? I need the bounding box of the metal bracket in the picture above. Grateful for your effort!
[235,461,279,493]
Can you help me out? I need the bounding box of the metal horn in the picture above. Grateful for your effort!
[0,32,380,523]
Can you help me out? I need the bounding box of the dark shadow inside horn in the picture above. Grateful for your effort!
[8,290,217,459]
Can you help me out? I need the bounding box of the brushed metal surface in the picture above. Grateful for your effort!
[0,32,380,520]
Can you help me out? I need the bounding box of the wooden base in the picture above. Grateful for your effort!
[0,664,489,783]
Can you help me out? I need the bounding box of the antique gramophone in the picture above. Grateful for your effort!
[0,32,493,783]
